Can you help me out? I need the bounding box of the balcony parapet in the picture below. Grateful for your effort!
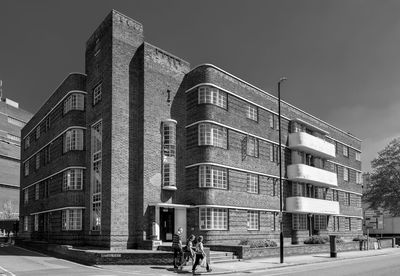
[287,164,338,188]
[289,132,335,159]
[286,196,340,215]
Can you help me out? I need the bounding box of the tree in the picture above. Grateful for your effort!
[364,138,400,215]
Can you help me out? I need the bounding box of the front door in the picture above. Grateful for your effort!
[160,207,174,241]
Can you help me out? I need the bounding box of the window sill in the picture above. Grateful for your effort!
[162,186,177,191]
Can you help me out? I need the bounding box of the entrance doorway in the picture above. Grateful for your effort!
[160,207,174,241]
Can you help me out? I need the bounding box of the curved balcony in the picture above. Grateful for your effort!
[289,132,335,159]
[286,196,340,215]
[287,164,337,188]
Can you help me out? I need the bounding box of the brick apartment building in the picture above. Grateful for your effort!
[0,97,32,230]
[19,10,363,249]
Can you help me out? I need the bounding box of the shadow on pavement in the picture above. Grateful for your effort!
[0,244,46,257]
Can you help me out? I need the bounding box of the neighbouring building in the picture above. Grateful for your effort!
[0,97,32,232]
[19,10,363,249]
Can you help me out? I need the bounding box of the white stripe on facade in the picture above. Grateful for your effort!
[22,166,87,190]
[186,120,285,147]
[23,89,87,139]
[23,126,86,162]
[188,63,362,142]
[326,136,361,153]
[187,162,362,196]
[30,206,86,215]
[194,204,280,212]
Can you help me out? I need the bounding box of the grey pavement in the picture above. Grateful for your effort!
[98,247,400,275]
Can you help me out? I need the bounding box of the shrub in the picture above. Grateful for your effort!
[238,239,278,248]
[303,235,329,244]
[335,236,345,244]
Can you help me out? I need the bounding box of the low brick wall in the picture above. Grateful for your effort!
[207,238,395,260]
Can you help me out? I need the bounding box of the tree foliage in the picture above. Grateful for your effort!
[364,138,400,215]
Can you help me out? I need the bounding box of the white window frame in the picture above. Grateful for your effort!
[8,116,25,127]
[36,126,40,140]
[247,210,259,230]
[247,136,258,157]
[63,169,84,190]
[355,151,361,161]
[24,189,29,204]
[199,165,227,189]
[91,121,102,231]
[24,216,29,231]
[62,209,82,231]
[64,129,84,153]
[343,167,349,182]
[35,184,39,200]
[198,86,227,109]
[24,136,30,149]
[64,93,85,114]
[247,104,257,121]
[93,83,102,106]
[199,208,228,230]
[7,133,20,143]
[356,172,362,184]
[34,214,39,231]
[343,145,349,157]
[198,123,227,149]
[314,215,327,230]
[293,214,307,230]
[35,154,40,170]
[162,121,176,157]
[247,173,258,194]
[24,161,29,176]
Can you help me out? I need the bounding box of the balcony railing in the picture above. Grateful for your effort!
[287,164,338,188]
[289,132,335,159]
[286,196,340,215]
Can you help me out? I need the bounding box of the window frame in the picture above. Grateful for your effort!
[62,209,83,231]
[199,208,228,230]
[246,104,258,121]
[93,82,102,106]
[199,165,228,189]
[247,210,260,230]
[247,173,259,194]
[198,86,227,109]
[198,123,227,149]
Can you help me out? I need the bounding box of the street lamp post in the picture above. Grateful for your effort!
[278,77,287,264]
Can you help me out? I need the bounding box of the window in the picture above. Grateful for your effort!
[62,209,82,230]
[356,172,362,184]
[272,179,279,197]
[93,83,102,105]
[332,189,339,201]
[343,145,349,157]
[247,174,258,193]
[199,208,228,230]
[163,163,176,188]
[64,93,85,114]
[35,184,39,200]
[44,116,51,132]
[35,154,40,170]
[8,116,25,127]
[333,216,340,232]
[162,121,176,157]
[64,129,84,152]
[24,161,29,176]
[314,215,327,230]
[36,126,40,140]
[24,189,29,204]
[269,113,274,129]
[344,192,351,206]
[198,123,227,149]
[269,143,279,163]
[24,216,29,231]
[346,217,351,231]
[44,145,51,164]
[343,167,349,181]
[274,114,280,130]
[356,219,362,231]
[91,121,102,231]
[7,133,20,143]
[333,164,339,174]
[43,180,49,198]
[34,214,39,231]
[24,136,30,149]
[247,136,258,157]
[198,86,227,109]
[293,214,307,230]
[356,151,361,161]
[247,211,259,230]
[335,142,340,155]
[63,169,84,190]
[199,165,227,189]
[247,104,257,121]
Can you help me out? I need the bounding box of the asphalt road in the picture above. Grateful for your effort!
[241,250,400,276]
[0,244,139,276]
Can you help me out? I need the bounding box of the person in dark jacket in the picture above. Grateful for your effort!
[172,227,184,270]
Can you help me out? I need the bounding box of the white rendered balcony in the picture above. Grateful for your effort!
[287,164,338,188]
[286,196,340,215]
[289,132,336,159]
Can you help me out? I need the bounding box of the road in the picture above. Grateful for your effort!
[0,244,156,276]
[239,251,400,276]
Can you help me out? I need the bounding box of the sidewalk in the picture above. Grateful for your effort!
[98,247,400,275]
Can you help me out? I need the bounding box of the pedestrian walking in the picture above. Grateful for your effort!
[172,227,184,270]
[192,235,212,274]
[184,234,196,266]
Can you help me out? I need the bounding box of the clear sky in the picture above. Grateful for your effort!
[1,0,399,172]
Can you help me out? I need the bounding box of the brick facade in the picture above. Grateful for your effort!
[20,10,362,249]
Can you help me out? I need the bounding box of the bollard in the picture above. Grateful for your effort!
[330,235,337,258]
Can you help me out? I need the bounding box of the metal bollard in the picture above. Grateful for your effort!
[330,235,337,258]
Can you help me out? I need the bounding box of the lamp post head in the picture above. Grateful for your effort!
[279,77,287,84]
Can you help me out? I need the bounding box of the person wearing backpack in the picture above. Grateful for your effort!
[192,235,212,274]
[172,227,184,270]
